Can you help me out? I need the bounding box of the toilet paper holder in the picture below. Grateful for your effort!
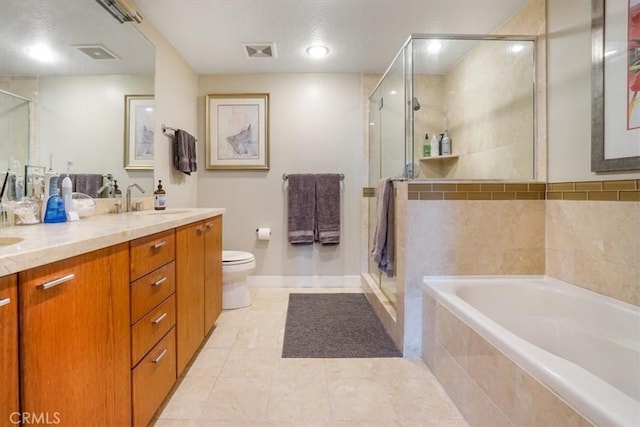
[256,227,272,241]
[255,228,272,234]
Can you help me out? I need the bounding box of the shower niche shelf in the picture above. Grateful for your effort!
[419,154,459,161]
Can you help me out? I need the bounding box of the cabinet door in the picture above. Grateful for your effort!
[19,244,131,426]
[176,221,205,375]
[204,216,222,334]
[0,274,18,427]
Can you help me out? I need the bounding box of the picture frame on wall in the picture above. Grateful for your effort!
[124,94,154,170]
[591,0,640,172]
[205,93,270,170]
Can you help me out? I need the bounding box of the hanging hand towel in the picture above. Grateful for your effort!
[371,178,395,277]
[74,174,103,198]
[315,173,341,245]
[173,129,197,175]
[287,174,315,244]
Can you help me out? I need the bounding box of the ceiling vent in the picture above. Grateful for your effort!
[75,44,119,60]
[243,43,276,59]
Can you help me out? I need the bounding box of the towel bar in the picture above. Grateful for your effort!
[161,124,198,141]
[282,173,344,181]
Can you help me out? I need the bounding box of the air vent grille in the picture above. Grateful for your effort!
[75,44,119,60]
[243,43,276,58]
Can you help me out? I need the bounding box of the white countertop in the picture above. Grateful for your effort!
[0,208,225,277]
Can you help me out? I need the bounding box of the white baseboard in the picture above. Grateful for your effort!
[247,275,361,288]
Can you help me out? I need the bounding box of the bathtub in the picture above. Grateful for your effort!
[422,276,640,426]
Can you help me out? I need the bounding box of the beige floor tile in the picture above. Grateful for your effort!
[170,377,217,402]
[267,376,331,423]
[244,309,287,326]
[234,323,285,349]
[219,347,281,378]
[199,377,271,421]
[332,422,399,427]
[273,357,326,379]
[185,348,229,378]
[160,397,206,419]
[203,325,239,348]
[152,419,199,427]
[324,358,377,379]
[328,378,396,422]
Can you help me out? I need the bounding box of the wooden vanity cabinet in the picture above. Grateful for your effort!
[0,274,18,427]
[176,216,222,375]
[18,243,131,426]
[129,230,177,427]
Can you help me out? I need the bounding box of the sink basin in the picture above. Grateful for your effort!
[0,236,24,246]
[134,209,191,216]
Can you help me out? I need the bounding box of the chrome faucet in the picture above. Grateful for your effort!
[126,183,145,212]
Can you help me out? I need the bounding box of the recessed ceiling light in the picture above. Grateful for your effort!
[509,43,525,53]
[306,45,329,58]
[25,43,56,63]
[427,40,442,54]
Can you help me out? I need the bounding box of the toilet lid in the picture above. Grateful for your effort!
[223,250,255,263]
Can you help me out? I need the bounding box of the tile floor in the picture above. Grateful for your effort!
[154,287,468,427]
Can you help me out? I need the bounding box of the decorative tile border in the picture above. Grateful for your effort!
[407,182,546,201]
[547,179,639,202]
[363,179,639,202]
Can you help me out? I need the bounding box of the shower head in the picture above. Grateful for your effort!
[412,97,421,111]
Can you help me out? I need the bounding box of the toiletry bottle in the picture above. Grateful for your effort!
[423,133,431,157]
[441,130,452,155]
[113,180,122,198]
[430,133,440,157]
[61,174,72,215]
[154,180,166,210]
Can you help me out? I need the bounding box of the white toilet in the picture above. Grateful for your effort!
[222,250,255,309]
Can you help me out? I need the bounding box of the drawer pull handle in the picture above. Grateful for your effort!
[152,348,167,363]
[0,297,10,308]
[205,224,212,231]
[152,312,167,324]
[196,227,205,235]
[152,241,167,249]
[38,273,75,290]
[152,277,167,287]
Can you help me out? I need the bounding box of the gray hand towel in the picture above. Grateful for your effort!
[174,129,197,175]
[315,173,340,245]
[371,178,395,277]
[74,174,103,198]
[287,174,315,244]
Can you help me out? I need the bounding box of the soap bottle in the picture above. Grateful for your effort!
[430,133,440,157]
[441,130,452,155]
[422,133,431,157]
[61,167,73,216]
[113,180,122,198]
[154,180,166,210]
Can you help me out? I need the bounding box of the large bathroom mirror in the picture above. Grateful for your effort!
[0,0,155,197]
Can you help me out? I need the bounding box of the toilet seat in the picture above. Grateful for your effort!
[223,250,255,266]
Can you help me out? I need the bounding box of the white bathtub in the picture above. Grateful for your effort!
[423,276,640,426]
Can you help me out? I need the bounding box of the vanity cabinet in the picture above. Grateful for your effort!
[129,230,177,427]
[0,274,18,427]
[18,244,131,426]
[176,216,222,375]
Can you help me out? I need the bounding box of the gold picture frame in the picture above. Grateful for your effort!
[205,93,270,170]
[124,94,154,170]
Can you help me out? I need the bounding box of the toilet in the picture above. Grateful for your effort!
[222,250,255,309]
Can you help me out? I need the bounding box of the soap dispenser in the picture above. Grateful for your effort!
[441,130,452,155]
[423,133,431,157]
[430,133,440,157]
[154,180,166,210]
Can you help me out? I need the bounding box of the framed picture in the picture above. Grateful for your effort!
[205,93,269,170]
[591,0,640,172]
[124,94,154,170]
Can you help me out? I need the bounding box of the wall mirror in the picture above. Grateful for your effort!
[0,0,155,199]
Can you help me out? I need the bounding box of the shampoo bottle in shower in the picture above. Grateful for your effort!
[430,133,440,157]
[423,133,431,157]
[441,130,452,155]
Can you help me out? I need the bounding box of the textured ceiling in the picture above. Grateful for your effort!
[136,0,530,74]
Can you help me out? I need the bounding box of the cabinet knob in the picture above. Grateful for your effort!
[196,227,205,235]
[152,312,167,325]
[152,241,167,249]
[152,348,168,363]
[37,273,75,290]
[152,277,167,287]
[205,224,212,232]
[0,297,10,308]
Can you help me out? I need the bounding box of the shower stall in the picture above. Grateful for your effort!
[366,34,536,307]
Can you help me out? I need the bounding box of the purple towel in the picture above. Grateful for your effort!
[315,174,340,244]
[287,174,315,244]
[174,129,197,175]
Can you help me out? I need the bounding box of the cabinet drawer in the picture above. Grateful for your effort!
[132,327,176,427]
[131,261,176,324]
[131,294,176,367]
[130,230,175,281]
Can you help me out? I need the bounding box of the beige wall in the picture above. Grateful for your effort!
[137,18,199,208]
[546,0,639,305]
[197,74,362,278]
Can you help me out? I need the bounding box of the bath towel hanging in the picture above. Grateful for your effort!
[371,178,395,277]
[73,174,103,198]
[287,174,316,244]
[315,173,341,244]
[173,129,197,175]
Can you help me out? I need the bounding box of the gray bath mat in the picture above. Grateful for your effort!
[282,293,402,358]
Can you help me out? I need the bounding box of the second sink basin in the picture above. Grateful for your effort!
[0,236,24,246]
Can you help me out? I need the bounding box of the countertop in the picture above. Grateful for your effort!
[0,208,225,277]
